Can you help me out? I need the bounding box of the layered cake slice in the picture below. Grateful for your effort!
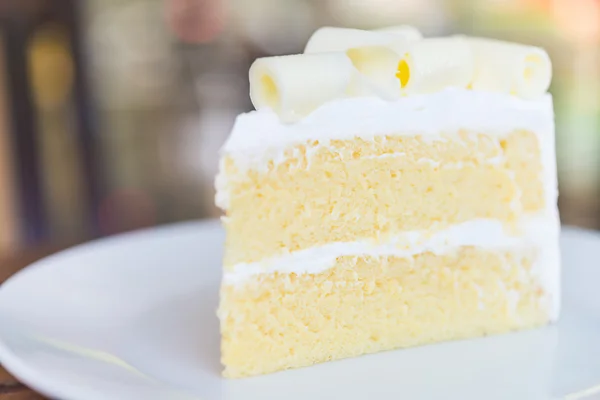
[216,27,560,378]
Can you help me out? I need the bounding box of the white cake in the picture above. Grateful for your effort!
[216,26,560,378]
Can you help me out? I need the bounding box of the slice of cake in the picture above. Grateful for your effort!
[216,26,560,378]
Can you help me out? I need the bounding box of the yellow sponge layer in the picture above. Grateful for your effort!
[219,247,550,378]
[221,130,544,267]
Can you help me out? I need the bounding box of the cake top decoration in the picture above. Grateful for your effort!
[249,26,552,123]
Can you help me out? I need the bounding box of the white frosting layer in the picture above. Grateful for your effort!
[221,89,553,170]
[223,216,556,284]
[223,215,561,319]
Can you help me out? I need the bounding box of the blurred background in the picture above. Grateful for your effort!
[0,0,598,254]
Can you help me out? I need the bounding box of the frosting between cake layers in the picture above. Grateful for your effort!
[223,215,560,319]
[223,215,558,283]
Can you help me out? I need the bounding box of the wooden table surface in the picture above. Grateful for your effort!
[0,246,65,400]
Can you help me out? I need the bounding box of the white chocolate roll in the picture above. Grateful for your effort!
[466,37,552,99]
[397,37,474,95]
[346,69,379,98]
[305,27,411,54]
[249,53,354,122]
[345,46,404,100]
[373,25,423,42]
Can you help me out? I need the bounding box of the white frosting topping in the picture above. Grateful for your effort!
[220,88,553,171]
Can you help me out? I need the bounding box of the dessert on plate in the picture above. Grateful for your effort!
[215,26,560,378]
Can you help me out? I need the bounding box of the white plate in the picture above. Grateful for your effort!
[1,221,600,400]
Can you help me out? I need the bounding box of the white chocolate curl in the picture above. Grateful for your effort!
[345,46,404,100]
[397,38,474,95]
[346,69,385,98]
[373,25,423,42]
[304,27,419,54]
[249,53,353,122]
[466,37,552,99]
